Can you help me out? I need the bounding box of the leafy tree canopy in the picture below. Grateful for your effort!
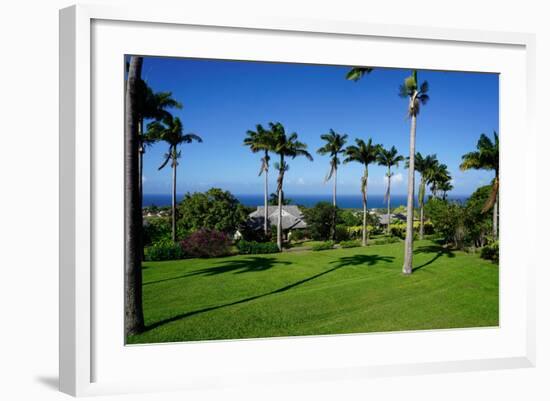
[302,202,343,241]
[177,188,247,234]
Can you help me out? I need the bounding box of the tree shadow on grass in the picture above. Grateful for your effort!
[413,245,456,272]
[143,257,290,286]
[142,253,393,333]
[330,254,395,269]
[186,256,292,277]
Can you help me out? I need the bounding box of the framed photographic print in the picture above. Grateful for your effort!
[59,4,536,397]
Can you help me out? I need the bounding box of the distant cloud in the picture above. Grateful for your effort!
[297,177,305,185]
[384,173,404,185]
[142,175,147,182]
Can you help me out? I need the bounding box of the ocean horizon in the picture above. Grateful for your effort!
[143,193,469,209]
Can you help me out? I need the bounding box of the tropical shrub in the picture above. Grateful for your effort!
[334,224,351,242]
[340,210,362,227]
[372,236,401,245]
[144,239,185,261]
[177,188,247,234]
[237,223,272,243]
[142,216,171,246]
[289,229,306,241]
[311,241,335,251]
[236,240,279,254]
[302,202,342,241]
[180,229,232,258]
[339,240,360,248]
[480,240,499,262]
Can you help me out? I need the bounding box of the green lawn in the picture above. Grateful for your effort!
[127,239,498,344]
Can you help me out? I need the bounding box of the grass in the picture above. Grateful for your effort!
[127,239,498,344]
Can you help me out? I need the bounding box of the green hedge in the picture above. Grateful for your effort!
[311,241,335,251]
[144,239,185,261]
[236,240,280,254]
[480,240,499,262]
[339,240,361,248]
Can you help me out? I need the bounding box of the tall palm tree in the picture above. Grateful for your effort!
[400,70,430,275]
[124,56,145,336]
[317,129,348,207]
[406,152,438,239]
[270,122,313,250]
[244,124,275,235]
[136,80,182,203]
[460,131,499,238]
[377,146,405,235]
[343,138,381,246]
[148,114,202,242]
[428,162,452,198]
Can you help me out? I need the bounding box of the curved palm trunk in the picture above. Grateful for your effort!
[124,56,145,336]
[361,169,369,246]
[403,112,417,275]
[386,168,392,235]
[171,147,177,242]
[264,163,269,235]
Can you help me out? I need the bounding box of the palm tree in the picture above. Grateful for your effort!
[406,152,438,239]
[244,124,275,235]
[439,179,454,200]
[460,131,499,238]
[270,122,313,250]
[428,162,452,198]
[124,56,145,336]
[377,146,405,235]
[346,67,374,82]
[269,191,291,206]
[148,114,202,242]
[343,138,381,246]
[136,80,182,203]
[317,129,348,207]
[400,70,430,275]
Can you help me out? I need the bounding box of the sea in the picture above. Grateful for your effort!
[143,193,469,209]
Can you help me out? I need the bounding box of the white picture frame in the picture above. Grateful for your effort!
[59,3,536,397]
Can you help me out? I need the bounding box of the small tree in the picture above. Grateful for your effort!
[302,202,342,241]
[177,188,247,235]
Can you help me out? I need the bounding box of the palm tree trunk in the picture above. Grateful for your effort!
[386,168,391,235]
[403,112,417,275]
[277,183,283,251]
[138,119,144,203]
[362,169,369,246]
[171,148,177,243]
[264,161,269,235]
[277,155,284,251]
[493,190,498,239]
[419,178,425,240]
[333,166,337,207]
[124,56,145,336]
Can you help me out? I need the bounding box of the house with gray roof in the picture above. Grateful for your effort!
[248,205,307,231]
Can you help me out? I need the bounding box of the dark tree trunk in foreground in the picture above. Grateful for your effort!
[125,56,145,336]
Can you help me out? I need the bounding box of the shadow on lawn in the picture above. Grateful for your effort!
[187,256,292,277]
[143,257,290,286]
[413,245,455,272]
[143,253,394,332]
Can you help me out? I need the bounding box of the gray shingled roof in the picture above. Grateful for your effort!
[248,205,307,230]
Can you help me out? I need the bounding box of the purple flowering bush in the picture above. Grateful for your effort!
[180,229,232,258]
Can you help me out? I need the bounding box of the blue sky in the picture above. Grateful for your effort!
[138,56,498,197]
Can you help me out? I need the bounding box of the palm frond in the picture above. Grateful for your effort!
[346,67,373,82]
